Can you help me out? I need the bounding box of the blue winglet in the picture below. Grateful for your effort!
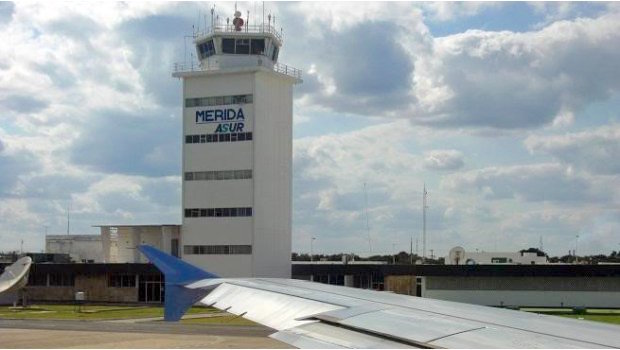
[138,245,218,321]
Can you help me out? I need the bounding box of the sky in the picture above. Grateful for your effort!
[0,1,619,258]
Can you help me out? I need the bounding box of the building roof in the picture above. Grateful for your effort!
[92,224,181,228]
[292,263,620,278]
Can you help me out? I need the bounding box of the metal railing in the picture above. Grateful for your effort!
[273,62,302,80]
[172,61,302,80]
[195,24,283,43]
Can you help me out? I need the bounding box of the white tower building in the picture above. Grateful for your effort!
[173,9,301,278]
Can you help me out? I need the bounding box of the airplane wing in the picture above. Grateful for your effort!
[138,245,620,348]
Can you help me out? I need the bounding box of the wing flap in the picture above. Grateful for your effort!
[274,322,415,349]
[199,282,343,331]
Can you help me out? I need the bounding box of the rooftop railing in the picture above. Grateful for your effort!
[195,24,283,43]
[172,61,302,81]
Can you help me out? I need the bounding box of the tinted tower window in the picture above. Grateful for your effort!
[222,38,235,54]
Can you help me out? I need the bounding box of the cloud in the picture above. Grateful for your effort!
[412,11,620,129]
[0,146,40,197]
[0,2,14,26]
[423,2,501,22]
[424,149,464,171]
[69,109,180,177]
[525,124,620,175]
[441,163,609,203]
[293,21,415,116]
[0,95,49,114]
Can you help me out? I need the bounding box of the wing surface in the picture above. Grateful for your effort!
[188,278,620,348]
[138,245,620,349]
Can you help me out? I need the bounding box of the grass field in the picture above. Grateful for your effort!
[0,304,218,320]
[521,308,620,326]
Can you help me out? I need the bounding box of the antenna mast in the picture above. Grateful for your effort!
[422,183,428,264]
[364,182,372,254]
[66,199,71,235]
[539,235,544,252]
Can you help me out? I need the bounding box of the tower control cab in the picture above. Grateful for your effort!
[194,10,282,71]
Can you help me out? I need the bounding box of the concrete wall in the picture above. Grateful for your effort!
[252,71,293,278]
[26,274,137,303]
[181,68,294,278]
[182,71,255,278]
[424,276,620,308]
[384,275,416,296]
[100,226,180,263]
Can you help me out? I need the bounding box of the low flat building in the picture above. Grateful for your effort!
[21,263,163,304]
[293,264,620,308]
[97,225,181,263]
[45,235,103,263]
[4,261,619,308]
[445,247,548,265]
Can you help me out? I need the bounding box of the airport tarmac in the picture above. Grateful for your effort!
[0,319,290,348]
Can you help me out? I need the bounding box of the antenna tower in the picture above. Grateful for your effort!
[66,199,71,235]
[364,182,372,254]
[539,235,544,251]
[422,183,428,264]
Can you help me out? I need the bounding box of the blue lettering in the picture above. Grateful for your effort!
[195,110,205,123]
[195,108,246,124]
[214,109,224,121]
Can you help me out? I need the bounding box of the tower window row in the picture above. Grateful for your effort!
[184,207,253,218]
[185,169,252,181]
[222,38,265,56]
[185,132,252,144]
[184,245,252,255]
[185,94,253,108]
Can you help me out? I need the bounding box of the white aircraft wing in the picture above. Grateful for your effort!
[138,245,620,349]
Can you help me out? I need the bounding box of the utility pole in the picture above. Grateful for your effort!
[393,243,397,264]
[410,236,413,264]
[422,183,428,264]
[364,182,371,254]
[575,234,579,264]
[66,199,71,235]
[310,237,316,262]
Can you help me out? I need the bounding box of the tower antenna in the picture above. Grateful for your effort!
[539,235,544,252]
[364,182,372,254]
[211,5,214,28]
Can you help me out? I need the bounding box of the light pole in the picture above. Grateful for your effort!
[393,243,397,264]
[575,235,579,264]
[310,237,316,262]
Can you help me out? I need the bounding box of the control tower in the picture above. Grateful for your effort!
[173,9,301,278]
